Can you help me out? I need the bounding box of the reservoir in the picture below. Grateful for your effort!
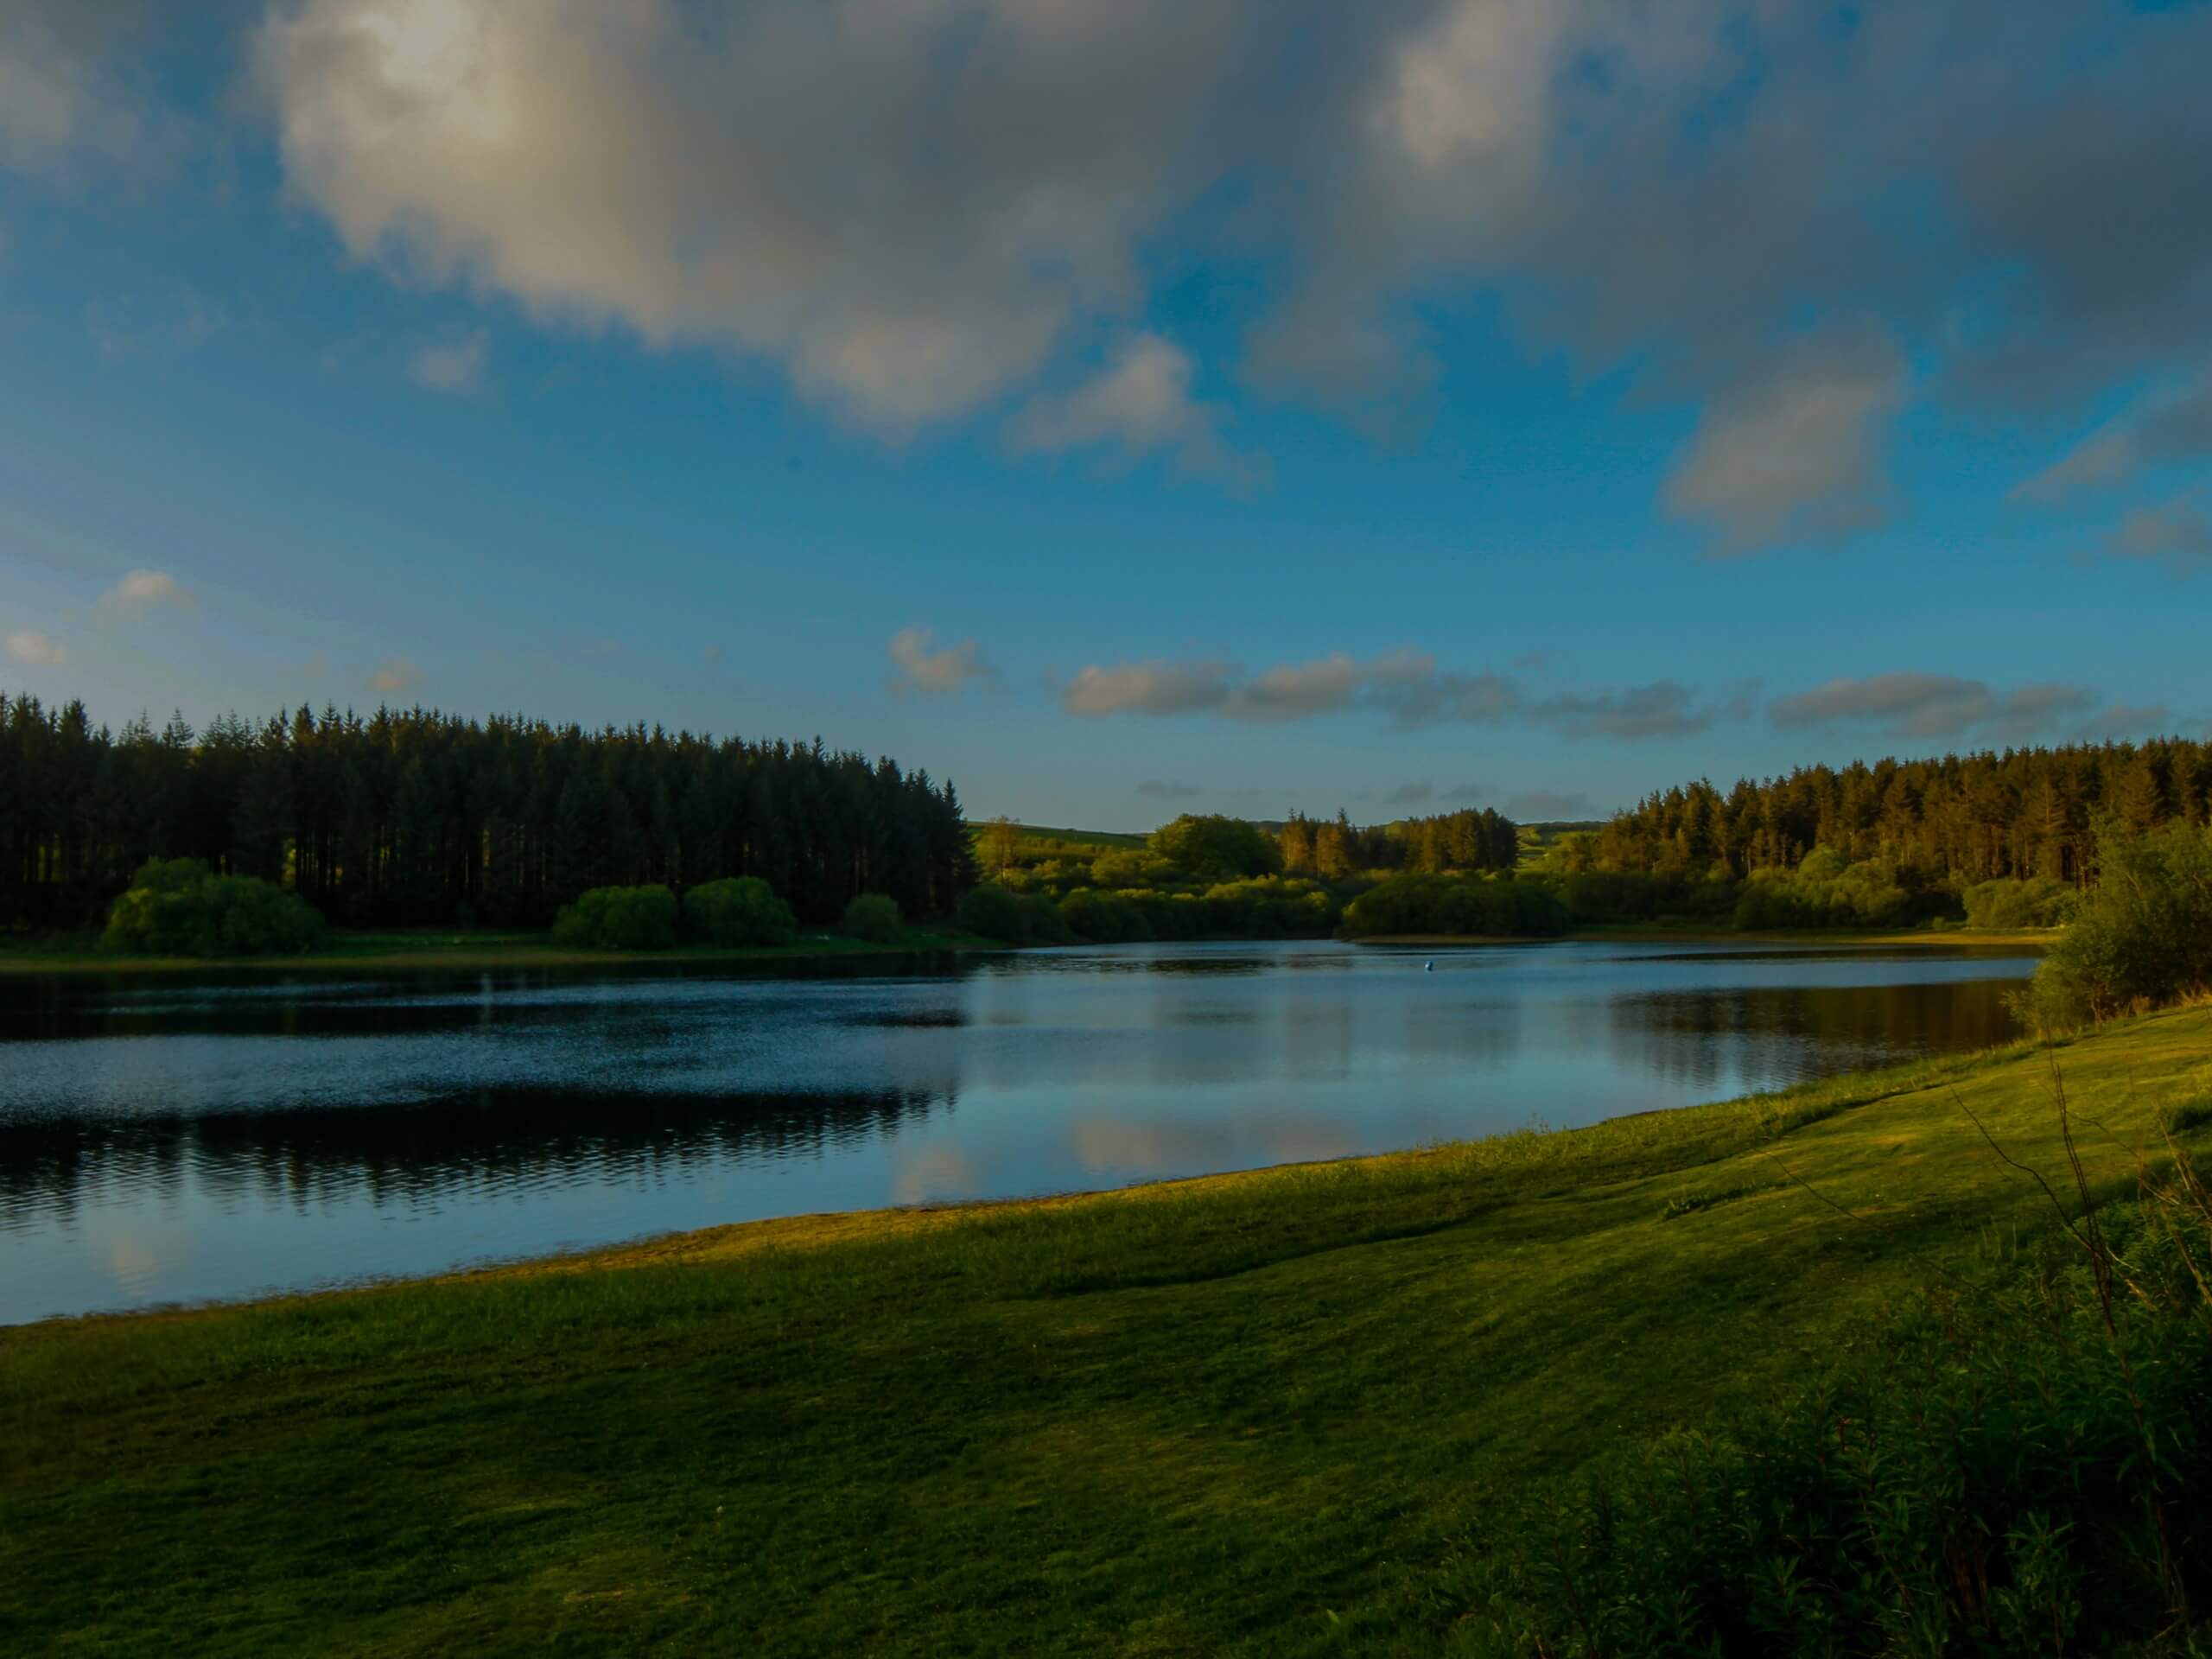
[0,938,2036,1323]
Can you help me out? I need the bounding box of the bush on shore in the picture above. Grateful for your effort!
[1338,873,1570,938]
[2024,818,2212,1026]
[551,885,678,950]
[1963,874,2080,930]
[102,858,325,957]
[683,877,798,948]
[842,892,903,944]
[1456,1198,2212,1655]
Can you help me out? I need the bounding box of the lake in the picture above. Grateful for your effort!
[0,938,2036,1324]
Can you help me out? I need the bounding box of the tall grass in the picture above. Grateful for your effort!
[1444,1055,2212,1656]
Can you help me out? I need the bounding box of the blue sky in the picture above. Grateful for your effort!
[1,2,2206,829]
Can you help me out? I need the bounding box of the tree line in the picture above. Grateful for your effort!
[1278,807,1520,877]
[0,693,976,930]
[1580,739,2212,885]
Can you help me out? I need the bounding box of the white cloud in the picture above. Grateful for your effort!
[1227,652,1363,721]
[4,629,67,666]
[0,5,146,177]
[1770,672,2097,741]
[1064,646,1536,727]
[888,627,986,694]
[410,330,487,395]
[2017,372,2212,502]
[1665,324,1904,551]
[1531,681,1714,741]
[2074,702,2170,741]
[255,0,1247,434]
[1065,658,1233,717]
[108,568,194,607]
[369,658,423,695]
[237,0,2212,535]
[1008,334,1265,488]
[2102,498,2212,575]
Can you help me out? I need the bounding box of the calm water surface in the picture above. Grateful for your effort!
[0,939,2035,1323]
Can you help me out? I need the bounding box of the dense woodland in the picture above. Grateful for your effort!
[0,695,975,930]
[1583,740,2211,884]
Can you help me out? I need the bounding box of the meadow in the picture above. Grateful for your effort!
[5,1005,2209,1654]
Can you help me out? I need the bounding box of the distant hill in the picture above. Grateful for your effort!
[969,823,1148,853]
[1516,819,1604,868]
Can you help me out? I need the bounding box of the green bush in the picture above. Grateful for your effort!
[1338,874,1570,938]
[1145,815,1281,883]
[1963,875,2080,930]
[841,892,903,944]
[1198,876,1339,938]
[1454,1207,2212,1655]
[1545,869,1738,924]
[1020,893,1074,944]
[2026,818,2212,1026]
[683,877,798,947]
[1058,887,1149,944]
[552,885,679,950]
[1731,853,1941,931]
[956,883,1031,944]
[103,858,325,957]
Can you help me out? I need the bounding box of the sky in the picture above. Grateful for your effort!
[0,0,2206,830]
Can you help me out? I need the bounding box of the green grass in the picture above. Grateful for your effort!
[0,924,1004,976]
[3,1008,2209,1654]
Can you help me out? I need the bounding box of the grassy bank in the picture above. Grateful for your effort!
[1352,925,2052,950]
[0,923,2044,977]
[0,924,1003,976]
[4,1008,2209,1653]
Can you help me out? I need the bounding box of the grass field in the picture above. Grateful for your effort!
[0,924,1004,976]
[3,1007,2208,1654]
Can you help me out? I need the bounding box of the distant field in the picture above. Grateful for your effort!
[1515,818,1602,868]
[972,821,1148,851]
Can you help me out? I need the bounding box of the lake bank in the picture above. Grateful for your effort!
[6,1004,2203,1653]
[1351,925,2053,950]
[0,924,1005,976]
[0,919,2050,977]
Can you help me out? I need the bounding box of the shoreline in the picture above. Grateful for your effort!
[0,926,1007,977]
[0,922,2052,976]
[1347,925,2053,950]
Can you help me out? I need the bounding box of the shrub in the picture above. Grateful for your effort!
[2024,817,2212,1026]
[103,859,324,957]
[1731,854,1951,931]
[1058,887,1150,944]
[957,883,1031,944]
[1453,1206,2212,1656]
[1963,875,2080,930]
[1338,874,1569,938]
[841,892,903,944]
[1089,849,1183,889]
[1145,815,1281,883]
[683,877,798,947]
[1020,893,1075,944]
[552,885,679,950]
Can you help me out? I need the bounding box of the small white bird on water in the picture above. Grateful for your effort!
[1424,960,1433,972]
